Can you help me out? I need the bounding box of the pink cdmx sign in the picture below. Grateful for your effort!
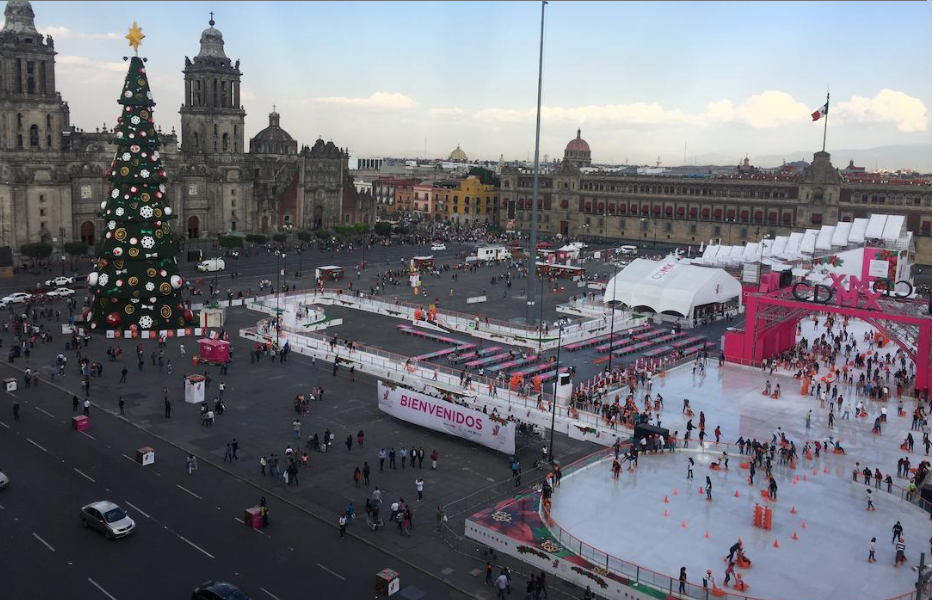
[791,274,913,311]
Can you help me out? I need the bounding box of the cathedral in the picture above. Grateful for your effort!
[0,1,374,259]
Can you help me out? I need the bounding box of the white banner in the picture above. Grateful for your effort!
[868,259,889,278]
[378,381,515,454]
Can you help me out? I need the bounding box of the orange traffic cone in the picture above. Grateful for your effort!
[704,530,710,539]
[699,487,704,495]
[681,520,687,529]
[664,495,669,503]
[664,509,669,517]
[790,506,796,514]
[801,521,807,529]
[792,531,799,540]
[773,539,780,548]
[734,490,740,498]
[823,467,828,474]
[673,488,678,496]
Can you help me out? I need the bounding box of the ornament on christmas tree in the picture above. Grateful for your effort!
[87,29,192,333]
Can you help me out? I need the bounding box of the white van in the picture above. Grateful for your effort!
[615,245,638,255]
[197,258,226,273]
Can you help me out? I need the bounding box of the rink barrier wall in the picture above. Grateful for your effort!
[537,447,926,600]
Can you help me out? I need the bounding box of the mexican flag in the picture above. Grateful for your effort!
[811,101,828,121]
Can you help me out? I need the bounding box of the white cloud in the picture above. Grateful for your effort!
[57,55,127,73]
[429,107,466,119]
[719,90,811,129]
[836,89,929,132]
[313,92,415,109]
[38,25,122,40]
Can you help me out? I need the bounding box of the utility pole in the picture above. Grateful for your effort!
[526,0,547,326]
[547,323,562,463]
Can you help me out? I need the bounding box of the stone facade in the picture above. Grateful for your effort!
[500,135,932,265]
[0,2,374,260]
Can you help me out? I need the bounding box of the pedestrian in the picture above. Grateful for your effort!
[868,537,876,563]
[120,366,128,383]
[485,562,493,586]
[354,467,361,488]
[389,448,396,469]
[363,462,371,486]
[431,449,438,469]
[260,455,267,476]
[72,395,79,412]
[418,447,425,468]
[415,477,424,501]
[224,443,233,462]
[346,435,353,453]
[435,506,446,532]
[83,398,90,416]
[164,397,172,419]
[118,396,125,416]
[12,400,20,420]
[231,438,239,461]
[495,573,509,599]
[357,429,365,448]
[378,448,386,472]
[895,538,906,566]
[338,514,347,538]
[679,567,687,594]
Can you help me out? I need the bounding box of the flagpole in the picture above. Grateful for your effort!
[822,91,829,152]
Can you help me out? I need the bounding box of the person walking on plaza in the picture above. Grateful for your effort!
[363,462,371,486]
[389,448,397,469]
[430,449,438,469]
[378,448,386,472]
[164,396,172,419]
[418,447,425,468]
[400,447,408,469]
[495,573,508,599]
[346,435,353,453]
[83,398,90,416]
[118,396,125,416]
[293,418,301,440]
[224,443,234,463]
[231,438,239,461]
[415,477,424,501]
[338,514,347,538]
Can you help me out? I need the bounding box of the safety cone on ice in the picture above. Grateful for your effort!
[773,539,780,548]
[664,509,669,517]
[673,488,678,496]
[823,467,828,474]
[699,487,704,495]
[664,495,669,503]
[792,531,799,540]
[790,506,796,514]
[704,530,710,539]
[801,521,807,529]
[681,520,687,529]
[734,490,740,498]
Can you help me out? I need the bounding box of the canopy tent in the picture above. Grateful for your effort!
[604,258,742,317]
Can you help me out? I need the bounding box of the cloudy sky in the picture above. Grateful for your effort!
[19,1,933,168]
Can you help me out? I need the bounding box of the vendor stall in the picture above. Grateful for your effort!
[315,265,344,281]
[410,256,435,271]
[197,338,231,364]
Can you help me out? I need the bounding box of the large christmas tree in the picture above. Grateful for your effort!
[87,25,192,333]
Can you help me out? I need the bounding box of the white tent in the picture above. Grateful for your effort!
[604,258,742,317]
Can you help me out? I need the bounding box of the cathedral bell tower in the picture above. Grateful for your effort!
[179,15,245,155]
[0,0,69,152]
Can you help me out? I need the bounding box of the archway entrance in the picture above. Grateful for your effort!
[80,221,95,246]
[187,215,200,239]
[313,205,324,229]
[260,215,269,234]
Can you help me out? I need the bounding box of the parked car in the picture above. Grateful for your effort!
[192,581,253,600]
[46,287,76,298]
[44,276,75,287]
[197,258,226,273]
[2,292,32,304]
[430,243,446,251]
[80,500,136,539]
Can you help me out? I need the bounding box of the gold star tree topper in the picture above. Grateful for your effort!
[125,22,145,53]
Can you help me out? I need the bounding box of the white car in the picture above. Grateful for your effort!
[431,243,446,251]
[2,292,32,304]
[46,287,75,298]
[45,276,74,287]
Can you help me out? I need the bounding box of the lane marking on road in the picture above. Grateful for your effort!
[80,431,97,440]
[121,454,160,476]
[0,420,8,428]
[27,438,48,453]
[260,587,285,600]
[87,577,119,600]
[177,535,215,559]
[124,500,152,520]
[73,468,96,483]
[124,500,153,520]
[234,517,244,524]
[32,532,55,552]
[35,406,55,418]
[317,563,346,581]
[176,484,203,500]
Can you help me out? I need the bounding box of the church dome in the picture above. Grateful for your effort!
[448,144,467,162]
[197,16,227,59]
[565,129,590,153]
[249,110,297,155]
[2,1,39,36]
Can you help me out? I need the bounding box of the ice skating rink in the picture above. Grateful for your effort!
[548,450,928,600]
[546,318,929,600]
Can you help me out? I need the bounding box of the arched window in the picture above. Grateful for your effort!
[192,132,199,150]
[29,124,39,147]
[17,113,23,130]
[222,133,229,152]
[187,215,200,239]
[46,114,52,129]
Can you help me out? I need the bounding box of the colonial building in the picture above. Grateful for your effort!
[500,130,932,265]
[0,1,374,260]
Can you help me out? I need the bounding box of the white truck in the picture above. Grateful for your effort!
[467,245,510,263]
[197,258,226,273]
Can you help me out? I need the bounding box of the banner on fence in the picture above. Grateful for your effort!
[466,296,487,304]
[378,381,515,454]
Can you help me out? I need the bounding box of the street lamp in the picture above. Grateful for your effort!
[756,233,771,284]
[606,260,620,372]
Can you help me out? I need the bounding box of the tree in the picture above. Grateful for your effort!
[334,225,356,236]
[20,242,53,259]
[392,225,409,235]
[296,230,312,242]
[87,54,192,332]
[245,233,268,245]
[468,166,500,187]
[373,222,392,237]
[353,222,369,235]
[315,230,331,240]
[272,233,287,244]
[64,241,90,256]
[218,235,243,249]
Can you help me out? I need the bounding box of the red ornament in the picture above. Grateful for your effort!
[129,324,138,332]
[105,312,122,327]
[81,307,91,321]
[183,309,194,323]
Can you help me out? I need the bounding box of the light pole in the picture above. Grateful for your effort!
[606,260,620,372]
[756,233,771,284]
[525,0,547,327]
[59,226,66,275]
[547,323,562,464]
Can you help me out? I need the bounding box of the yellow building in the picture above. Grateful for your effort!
[445,175,499,224]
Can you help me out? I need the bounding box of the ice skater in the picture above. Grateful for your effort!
[866,489,876,511]
[868,537,877,563]
[687,457,695,479]
[706,476,713,501]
